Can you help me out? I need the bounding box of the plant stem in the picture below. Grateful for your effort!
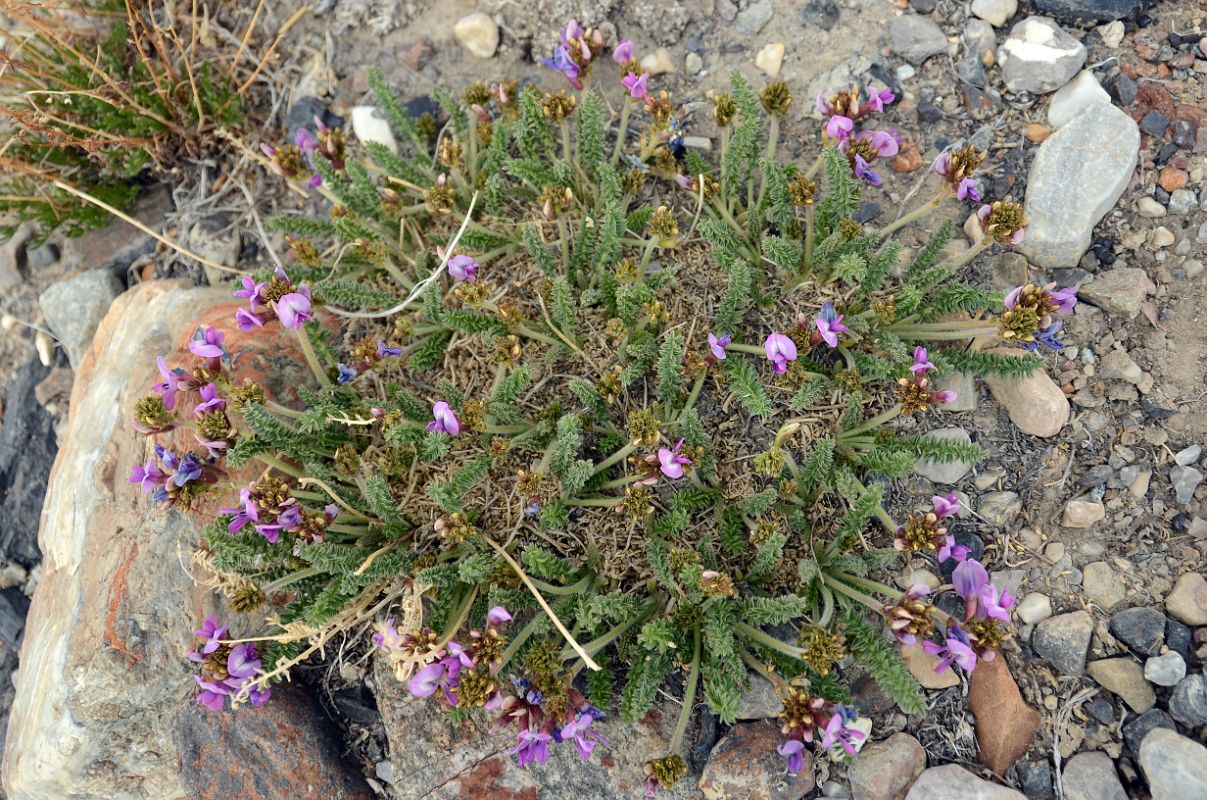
[263,565,323,593]
[566,599,658,661]
[266,400,305,419]
[561,123,573,161]
[735,622,807,660]
[669,626,702,752]
[530,573,595,596]
[802,204,815,274]
[875,196,945,240]
[839,405,902,439]
[594,441,637,475]
[600,474,644,490]
[679,370,708,420]
[295,327,333,387]
[636,237,658,279]
[727,343,766,356]
[255,453,303,479]
[611,99,632,164]
[565,497,622,507]
[517,325,562,348]
[822,573,895,610]
[500,614,545,666]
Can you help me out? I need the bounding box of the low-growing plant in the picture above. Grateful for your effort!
[132,21,1077,792]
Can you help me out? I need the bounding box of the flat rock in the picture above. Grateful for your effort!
[1109,607,1166,656]
[968,657,1040,775]
[890,16,949,64]
[1165,572,1207,625]
[1047,72,1109,129]
[904,764,1026,799]
[1062,500,1105,529]
[978,491,1021,526]
[902,642,961,689]
[936,371,977,411]
[38,269,124,368]
[913,427,975,483]
[1082,560,1124,609]
[1169,674,1207,727]
[350,106,397,154]
[1143,651,1186,687]
[1170,465,1203,504]
[1030,0,1153,24]
[1061,751,1126,800]
[847,732,925,800]
[1020,102,1139,268]
[1099,348,1143,384]
[60,184,173,273]
[998,17,1086,94]
[1033,610,1093,676]
[453,12,499,59]
[1078,268,1154,318]
[737,671,782,720]
[1122,709,1175,755]
[1016,593,1053,624]
[699,720,813,800]
[1138,728,1207,800]
[983,348,1069,437]
[735,0,774,36]
[971,0,1018,27]
[1087,658,1155,713]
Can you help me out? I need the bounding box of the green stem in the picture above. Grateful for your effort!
[530,573,595,596]
[679,370,707,420]
[557,218,571,271]
[823,573,898,609]
[295,327,333,387]
[517,325,562,348]
[876,195,947,240]
[802,204,815,274]
[636,237,658,279]
[561,123,573,162]
[254,453,303,479]
[600,473,644,490]
[593,441,637,475]
[501,614,545,666]
[263,565,323,593]
[611,99,632,164]
[735,622,807,660]
[565,497,621,508]
[266,399,304,419]
[726,343,766,356]
[564,598,659,660]
[839,405,902,439]
[669,626,702,752]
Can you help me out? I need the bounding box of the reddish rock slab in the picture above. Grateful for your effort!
[848,732,927,800]
[968,657,1041,775]
[173,686,373,800]
[699,720,813,800]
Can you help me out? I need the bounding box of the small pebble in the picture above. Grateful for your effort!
[1144,651,1187,687]
[35,330,54,367]
[1025,123,1052,143]
[754,43,785,77]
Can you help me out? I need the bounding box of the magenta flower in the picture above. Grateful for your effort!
[447,254,479,282]
[708,332,731,361]
[188,616,228,662]
[377,340,402,358]
[220,487,259,533]
[128,458,167,494]
[824,114,854,140]
[657,438,693,480]
[189,325,227,360]
[487,606,512,627]
[613,40,633,63]
[275,290,313,329]
[512,729,552,767]
[856,129,900,158]
[937,534,970,564]
[978,583,1015,622]
[226,643,261,681]
[561,710,608,761]
[932,493,959,519]
[813,302,847,348]
[622,71,649,100]
[909,346,936,377]
[195,676,229,711]
[777,739,806,774]
[194,383,226,415]
[956,177,981,202]
[235,307,266,331]
[763,333,798,373]
[953,558,989,604]
[820,706,866,756]
[234,275,266,308]
[932,389,958,405]
[152,356,185,411]
[427,401,461,437]
[862,84,895,114]
[923,626,977,673]
[409,662,450,699]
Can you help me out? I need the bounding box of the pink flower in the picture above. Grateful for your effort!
[657,438,692,479]
[909,346,936,377]
[932,493,959,519]
[862,84,895,114]
[193,383,226,415]
[923,626,977,673]
[613,40,633,63]
[813,302,847,348]
[824,114,854,140]
[856,129,900,158]
[235,307,266,331]
[276,290,313,329]
[189,325,227,359]
[820,706,866,756]
[512,729,552,767]
[777,739,806,774]
[152,356,186,410]
[487,606,512,627]
[408,662,449,698]
[448,254,479,282]
[763,333,798,373]
[708,332,731,361]
[427,401,461,436]
[622,71,649,100]
[978,583,1015,622]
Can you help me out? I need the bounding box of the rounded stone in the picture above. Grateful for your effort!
[1143,651,1186,687]
[1165,572,1207,626]
[1016,592,1053,624]
[847,732,926,800]
[1033,610,1093,676]
[1087,657,1155,713]
[1139,728,1207,800]
[1109,607,1166,656]
[1168,674,1207,727]
[983,349,1069,437]
[453,12,499,59]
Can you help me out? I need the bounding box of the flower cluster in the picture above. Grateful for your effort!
[189,616,270,710]
[260,117,346,188]
[233,266,314,331]
[817,84,899,185]
[894,493,967,562]
[999,282,1078,349]
[894,346,956,415]
[540,19,606,90]
[776,687,867,773]
[128,445,216,508]
[933,144,984,202]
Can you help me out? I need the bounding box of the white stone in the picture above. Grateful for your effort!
[640,48,675,76]
[1139,728,1207,800]
[1020,102,1139,268]
[453,12,499,59]
[754,43,785,77]
[1137,197,1167,218]
[998,16,1087,95]
[685,52,703,74]
[1150,226,1175,248]
[34,330,54,367]
[906,765,1026,799]
[1099,20,1125,48]
[1047,71,1109,129]
[1016,593,1053,624]
[972,0,1018,28]
[350,106,398,155]
[1144,652,1187,687]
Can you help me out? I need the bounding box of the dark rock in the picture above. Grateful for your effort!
[957,54,988,87]
[1109,607,1166,656]
[1154,144,1179,167]
[0,356,55,568]
[1015,759,1054,800]
[1169,674,1207,727]
[853,202,882,223]
[1106,72,1137,106]
[1085,697,1115,725]
[1164,618,1192,661]
[332,685,379,726]
[1090,237,1116,265]
[1172,120,1196,148]
[1139,110,1170,137]
[940,532,985,581]
[910,0,937,13]
[1079,465,1114,487]
[173,686,374,800]
[287,96,344,140]
[802,0,840,31]
[688,706,719,771]
[1121,708,1175,755]
[0,588,28,648]
[1029,0,1154,24]
[917,102,943,124]
[850,673,897,715]
[405,94,442,121]
[1140,397,1178,419]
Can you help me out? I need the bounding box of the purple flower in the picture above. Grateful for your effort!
[977,204,1025,245]
[427,401,461,437]
[622,71,649,100]
[909,346,936,377]
[956,177,981,202]
[862,84,895,114]
[172,453,203,486]
[220,487,259,533]
[372,619,403,651]
[937,534,970,564]
[763,332,798,373]
[512,729,552,767]
[932,493,959,519]
[820,707,866,756]
[853,154,880,186]
[128,459,167,493]
[923,626,978,673]
[188,616,228,662]
[408,662,449,698]
[708,332,731,361]
[657,438,693,480]
[195,676,229,711]
[189,325,227,360]
[1026,321,1066,351]
[337,363,357,384]
[275,290,313,329]
[447,254,479,282]
[932,389,957,405]
[377,340,402,358]
[152,356,184,411]
[234,275,266,308]
[194,383,226,415]
[814,302,848,348]
[978,583,1015,622]
[952,558,989,603]
[245,683,272,706]
[254,505,302,544]
[561,18,585,44]
[487,606,512,627]
[226,643,262,681]
[1049,286,1078,315]
[856,129,900,158]
[236,307,266,331]
[541,46,583,89]
[777,739,806,774]
[561,712,608,761]
[824,114,854,140]
[613,40,633,63]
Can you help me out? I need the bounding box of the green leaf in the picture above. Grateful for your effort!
[723,357,772,420]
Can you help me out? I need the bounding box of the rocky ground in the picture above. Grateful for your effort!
[2,0,1207,798]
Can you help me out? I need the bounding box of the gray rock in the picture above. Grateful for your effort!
[1030,0,1153,25]
[1033,610,1093,675]
[1047,71,1108,129]
[1174,445,1202,466]
[1078,268,1155,319]
[847,732,925,800]
[735,0,774,35]
[1170,466,1203,504]
[25,241,59,271]
[1016,593,1053,624]
[802,0,840,30]
[1019,103,1139,268]
[1139,728,1207,800]
[1015,760,1053,800]
[736,670,782,720]
[913,428,975,484]
[1083,561,1125,610]
[1144,651,1186,687]
[1062,751,1127,800]
[890,16,949,64]
[905,765,1025,799]
[1164,619,1192,661]
[0,356,57,569]
[1087,658,1155,713]
[60,184,173,273]
[978,491,1021,526]
[998,17,1087,94]
[964,18,997,60]
[957,54,988,87]
[1099,349,1143,384]
[807,55,899,113]
[1168,189,1197,215]
[38,270,124,368]
[0,223,32,291]
[1109,607,1166,656]
[1122,708,1175,755]
[1169,674,1207,727]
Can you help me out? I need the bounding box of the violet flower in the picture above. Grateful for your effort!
[952,558,989,604]
[613,40,633,63]
[763,333,798,373]
[909,346,936,377]
[172,453,203,486]
[824,114,854,140]
[957,177,981,202]
[235,307,266,331]
[377,340,402,358]
[226,643,261,681]
[220,487,259,533]
[194,383,226,415]
[777,739,806,775]
[977,582,1015,622]
[275,289,313,329]
[923,626,978,673]
[152,356,185,411]
[447,254,479,282]
[293,128,324,188]
[541,46,583,89]
[372,618,404,651]
[708,332,731,361]
[487,606,512,627]
[188,616,227,661]
[195,676,229,711]
[234,275,266,308]
[814,302,848,348]
[512,729,552,767]
[337,363,357,384]
[622,71,649,100]
[427,401,461,437]
[408,662,450,699]
[254,505,301,544]
[188,325,227,360]
[561,711,608,761]
[937,535,970,564]
[856,129,900,158]
[820,706,866,756]
[853,155,880,186]
[657,438,692,480]
[128,459,167,493]
[862,84,895,114]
